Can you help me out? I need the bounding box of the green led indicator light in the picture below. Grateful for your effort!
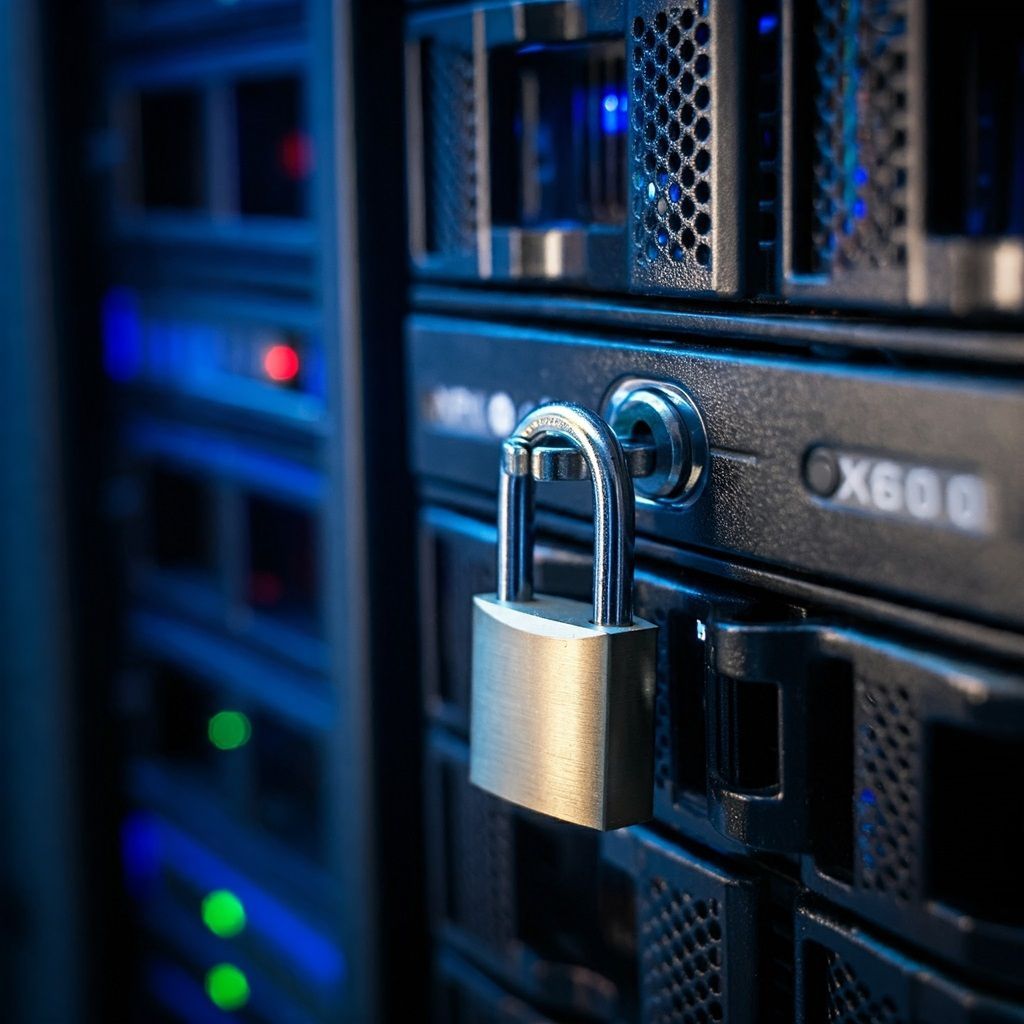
[208,710,251,751]
[201,889,247,938]
[205,963,250,1012]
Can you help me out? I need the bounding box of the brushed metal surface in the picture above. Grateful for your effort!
[470,593,657,831]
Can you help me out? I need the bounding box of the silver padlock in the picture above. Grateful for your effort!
[470,402,658,830]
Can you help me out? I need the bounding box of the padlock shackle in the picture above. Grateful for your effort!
[497,403,636,627]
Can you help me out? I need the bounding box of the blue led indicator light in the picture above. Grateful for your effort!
[600,90,629,135]
[102,288,143,382]
[758,13,779,34]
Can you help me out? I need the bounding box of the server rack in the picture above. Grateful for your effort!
[6,0,1023,1020]
[404,2,1024,1023]
[96,2,384,1019]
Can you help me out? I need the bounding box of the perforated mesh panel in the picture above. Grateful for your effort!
[425,42,477,256]
[640,877,725,1023]
[822,952,905,1024]
[631,6,714,275]
[809,0,908,274]
[854,679,919,902]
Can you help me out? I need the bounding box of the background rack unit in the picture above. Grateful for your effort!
[86,1,398,1021]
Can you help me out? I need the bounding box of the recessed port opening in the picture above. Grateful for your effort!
[245,495,319,627]
[489,39,627,229]
[235,74,310,218]
[721,677,780,792]
[514,815,604,965]
[669,613,709,796]
[432,531,493,716]
[137,89,206,211]
[926,7,1024,237]
[149,468,215,576]
[151,664,216,777]
[809,659,854,882]
[928,723,1024,925]
[595,860,639,1013]
[440,761,461,922]
[252,713,323,860]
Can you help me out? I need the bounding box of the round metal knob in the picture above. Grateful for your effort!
[603,377,709,507]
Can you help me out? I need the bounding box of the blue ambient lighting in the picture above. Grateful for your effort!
[160,822,346,989]
[102,287,143,382]
[121,811,161,897]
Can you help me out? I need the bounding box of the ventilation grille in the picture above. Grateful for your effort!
[425,42,477,256]
[810,0,908,274]
[640,877,724,1023]
[823,952,905,1024]
[854,679,919,902]
[631,5,714,273]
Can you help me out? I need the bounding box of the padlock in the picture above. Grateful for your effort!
[470,402,658,830]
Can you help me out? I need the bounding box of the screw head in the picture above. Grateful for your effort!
[804,447,839,497]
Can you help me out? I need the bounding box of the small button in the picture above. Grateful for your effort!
[804,447,839,497]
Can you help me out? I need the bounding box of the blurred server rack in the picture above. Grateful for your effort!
[97,1,381,1020]
[403,1,1024,1023]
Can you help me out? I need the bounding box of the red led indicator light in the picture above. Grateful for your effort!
[264,344,300,383]
[279,132,313,181]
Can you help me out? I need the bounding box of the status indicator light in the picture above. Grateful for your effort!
[202,890,247,938]
[208,711,252,751]
[263,343,301,383]
[279,131,314,180]
[205,964,250,1012]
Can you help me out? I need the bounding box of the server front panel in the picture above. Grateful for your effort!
[404,2,1024,1022]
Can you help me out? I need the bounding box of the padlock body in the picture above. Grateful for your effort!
[470,592,657,830]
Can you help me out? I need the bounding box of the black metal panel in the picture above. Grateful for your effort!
[417,502,1024,994]
[408,314,1024,628]
[795,907,1024,1023]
